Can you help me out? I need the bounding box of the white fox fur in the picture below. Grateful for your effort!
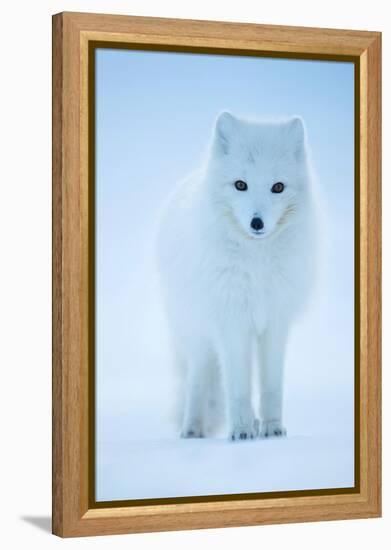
[156,112,317,440]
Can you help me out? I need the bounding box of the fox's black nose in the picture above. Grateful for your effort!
[250,217,264,231]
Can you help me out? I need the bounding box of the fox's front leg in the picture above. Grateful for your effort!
[258,322,289,438]
[181,346,213,438]
[219,329,258,440]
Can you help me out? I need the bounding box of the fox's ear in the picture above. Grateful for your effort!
[287,116,305,141]
[286,116,306,158]
[214,111,237,155]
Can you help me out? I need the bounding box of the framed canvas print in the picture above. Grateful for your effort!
[52,12,381,537]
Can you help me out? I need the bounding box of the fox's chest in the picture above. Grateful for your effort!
[209,245,305,333]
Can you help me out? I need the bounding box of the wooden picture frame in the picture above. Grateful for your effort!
[52,11,381,537]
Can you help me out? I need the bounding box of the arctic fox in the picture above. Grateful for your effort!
[157,112,317,440]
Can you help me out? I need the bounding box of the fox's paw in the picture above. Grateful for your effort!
[181,429,204,438]
[180,421,204,439]
[259,420,287,438]
[230,418,259,441]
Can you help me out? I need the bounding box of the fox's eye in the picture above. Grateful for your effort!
[271,182,285,193]
[234,180,248,191]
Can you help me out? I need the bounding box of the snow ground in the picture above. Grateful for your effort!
[96,315,355,502]
[97,435,353,501]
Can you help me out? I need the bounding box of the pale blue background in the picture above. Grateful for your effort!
[95,49,355,501]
